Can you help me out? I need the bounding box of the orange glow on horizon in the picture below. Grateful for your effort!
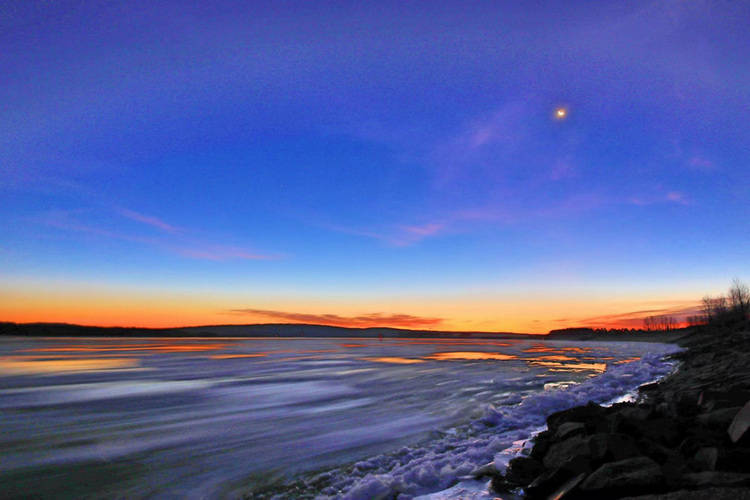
[0,285,702,334]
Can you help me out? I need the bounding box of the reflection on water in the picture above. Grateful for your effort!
[615,356,642,364]
[0,357,141,374]
[534,355,577,361]
[209,353,267,359]
[529,360,607,373]
[524,345,592,354]
[0,336,663,498]
[22,343,231,353]
[363,357,425,364]
[426,351,518,361]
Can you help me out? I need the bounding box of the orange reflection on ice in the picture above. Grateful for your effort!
[22,343,231,353]
[524,345,591,354]
[614,356,641,364]
[209,353,267,359]
[394,340,512,347]
[529,360,607,373]
[426,351,517,361]
[362,357,425,364]
[0,356,140,374]
[533,355,577,361]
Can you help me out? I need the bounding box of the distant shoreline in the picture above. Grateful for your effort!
[0,321,684,342]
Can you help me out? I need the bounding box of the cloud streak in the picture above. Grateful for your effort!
[175,245,277,261]
[118,209,181,234]
[226,308,444,329]
[567,303,703,329]
[37,209,276,261]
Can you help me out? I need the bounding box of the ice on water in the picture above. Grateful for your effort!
[0,336,679,498]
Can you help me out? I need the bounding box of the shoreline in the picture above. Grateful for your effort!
[486,323,750,499]
[242,338,680,499]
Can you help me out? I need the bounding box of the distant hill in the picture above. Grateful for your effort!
[0,322,533,339]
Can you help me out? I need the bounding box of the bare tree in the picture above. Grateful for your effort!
[643,315,677,332]
[702,295,715,323]
[687,315,705,326]
[729,278,750,317]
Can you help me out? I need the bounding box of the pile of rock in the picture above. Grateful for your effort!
[478,327,750,499]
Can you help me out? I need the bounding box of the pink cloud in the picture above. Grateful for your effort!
[118,209,181,234]
[665,191,689,204]
[687,156,716,171]
[401,223,444,236]
[226,308,444,329]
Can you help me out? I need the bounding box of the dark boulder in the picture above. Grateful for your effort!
[468,461,501,479]
[699,390,750,411]
[681,471,750,488]
[588,433,641,463]
[692,447,718,471]
[728,401,750,444]
[716,447,750,473]
[529,430,552,461]
[524,455,593,499]
[697,406,742,429]
[505,456,544,486]
[580,456,664,495]
[546,402,605,433]
[637,418,684,447]
[543,435,591,469]
[555,421,587,441]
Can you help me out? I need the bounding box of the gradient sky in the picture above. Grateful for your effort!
[2,1,749,333]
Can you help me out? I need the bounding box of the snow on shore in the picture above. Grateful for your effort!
[315,346,681,499]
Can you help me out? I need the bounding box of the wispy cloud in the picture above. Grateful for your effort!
[687,156,717,171]
[565,303,703,329]
[628,190,690,206]
[118,208,181,234]
[175,245,277,261]
[37,209,276,261]
[226,308,444,329]
[431,102,530,187]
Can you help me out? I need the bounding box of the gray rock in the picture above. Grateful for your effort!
[639,418,683,447]
[580,456,663,493]
[555,421,586,441]
[696,406,742,428]
[621,487,750,499]
[546,402,605,433]
[543,435,591,469]
[524,455,593,498]
[728,401,750,443]
[546,472,586,500]
[469,461,500,479]
[681,471,750,488]
[588,433,641,463]
[692,447,718,471]
[505,456,544,486]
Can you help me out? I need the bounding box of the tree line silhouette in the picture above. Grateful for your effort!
[651,278,749,331]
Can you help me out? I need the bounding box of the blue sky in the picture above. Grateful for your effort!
[1,1,749,331]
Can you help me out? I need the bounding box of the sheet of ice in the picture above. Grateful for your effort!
[0,337,680,499]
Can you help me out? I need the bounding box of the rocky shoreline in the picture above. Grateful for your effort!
[484,324,750,499]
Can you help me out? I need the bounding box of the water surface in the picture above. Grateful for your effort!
[0,336,677,498]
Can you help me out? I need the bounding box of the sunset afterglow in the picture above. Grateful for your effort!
[1,2,748,333]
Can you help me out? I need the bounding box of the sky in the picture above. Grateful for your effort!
[2,1,749,333]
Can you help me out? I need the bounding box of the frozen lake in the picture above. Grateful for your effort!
[0,336,679,498]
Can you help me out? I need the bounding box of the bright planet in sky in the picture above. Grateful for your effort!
[1,1,748,333]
